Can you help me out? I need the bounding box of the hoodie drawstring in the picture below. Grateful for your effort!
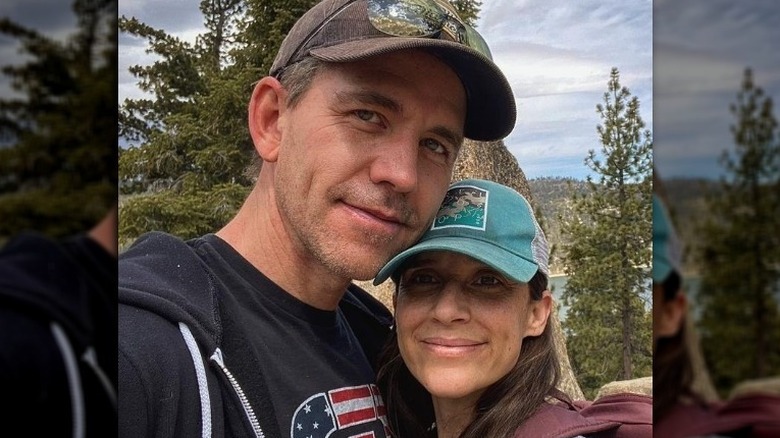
[179,322,213,438]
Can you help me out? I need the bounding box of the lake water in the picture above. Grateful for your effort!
[548,274,651,321]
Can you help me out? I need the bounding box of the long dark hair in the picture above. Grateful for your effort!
[376,270,560,438]
[653,271,695,420]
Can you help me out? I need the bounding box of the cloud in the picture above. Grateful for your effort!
[1,0,78,99]
[118,0,205,103]
[0,1,75,38]
[115,0,653,180]
[119,0,204,36]
[478,0,652,179]
[654,0,780,178]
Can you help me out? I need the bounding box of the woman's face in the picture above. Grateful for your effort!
[394,251,550,403]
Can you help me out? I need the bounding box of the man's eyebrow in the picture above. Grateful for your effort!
[335,90,402,113]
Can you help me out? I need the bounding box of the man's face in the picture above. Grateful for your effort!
[274,50,467,281]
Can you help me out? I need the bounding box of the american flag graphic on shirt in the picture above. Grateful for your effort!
[291,384,390,438]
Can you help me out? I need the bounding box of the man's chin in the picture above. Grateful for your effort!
[318,239,407,282]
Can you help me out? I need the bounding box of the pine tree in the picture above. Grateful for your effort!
[118,0,299,246]
[0,0,117,238]
[560,67,653,398]
[118,0,483,247]
[695,68,780,395]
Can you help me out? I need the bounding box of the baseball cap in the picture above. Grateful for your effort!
[652,194,683,283]
[374,179,549,285]
[269,0,516,142]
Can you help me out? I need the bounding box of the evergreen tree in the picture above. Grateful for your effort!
[560,67,653,398]
[695,68,780,395]
[451,0,482,26]
[0,0,117,239]
[118,0,482,247]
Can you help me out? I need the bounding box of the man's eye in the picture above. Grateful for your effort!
[354,110,380,123]
[421,138,446,155]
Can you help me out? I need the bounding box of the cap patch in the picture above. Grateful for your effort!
[431,185,488,230]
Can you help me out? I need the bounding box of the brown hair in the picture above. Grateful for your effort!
[653,271,699,420]
[376,270,560,438]
[652,171,706,419]
[244,57,326,181]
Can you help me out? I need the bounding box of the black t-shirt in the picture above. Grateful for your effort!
[192,234,390,438]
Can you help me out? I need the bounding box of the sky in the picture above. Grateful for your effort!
[654,0,780,180]
[477,0,652,180]
[7,1,778,181]
[116,0,653,181]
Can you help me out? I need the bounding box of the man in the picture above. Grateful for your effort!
[0,207,117,436]
[118,0,516,436]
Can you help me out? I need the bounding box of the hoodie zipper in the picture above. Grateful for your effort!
[210,349,265,438]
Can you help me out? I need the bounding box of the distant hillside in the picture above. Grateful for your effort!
[658,177,720,274]
[529,177,731,276]
[528,177,589,275]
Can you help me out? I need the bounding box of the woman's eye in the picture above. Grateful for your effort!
[421,138,446,155]
[409,273,437,284]
[474,275,501,286]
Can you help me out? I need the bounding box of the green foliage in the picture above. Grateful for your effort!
[0,0,117,238]
[119,0,484,245]
[528,177,589,274]
[560,68,653,397]
[119,183,249,249]
[450,0,482,26]
[118,0,284,242]
[695,69,780,396]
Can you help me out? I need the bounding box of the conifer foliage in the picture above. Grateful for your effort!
[560,68,653,398]
[0,0,117,238]
[695,69,780,395]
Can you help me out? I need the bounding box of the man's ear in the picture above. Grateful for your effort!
[248,76,287,163]
[526,290,552,337]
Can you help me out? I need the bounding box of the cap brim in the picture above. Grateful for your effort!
[310,38,516,141]
[373,235,538,286]
[652,254,673,283]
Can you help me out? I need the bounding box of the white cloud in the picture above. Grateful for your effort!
[653,0,780,179]
[479,0,652,179]
[118,0,206,103]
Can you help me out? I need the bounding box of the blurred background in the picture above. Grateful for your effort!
[654,0,780,398]
[0,0,117,242]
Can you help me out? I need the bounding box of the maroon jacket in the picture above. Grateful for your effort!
[654,394,780,438]
[512,393,652,438]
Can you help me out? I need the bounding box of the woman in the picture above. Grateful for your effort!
[652,184,780,438]
[373,179,651,438]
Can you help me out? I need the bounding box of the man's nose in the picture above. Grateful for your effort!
[368,136,419,193]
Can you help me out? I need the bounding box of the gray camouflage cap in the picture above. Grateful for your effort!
[269,0,517,141]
